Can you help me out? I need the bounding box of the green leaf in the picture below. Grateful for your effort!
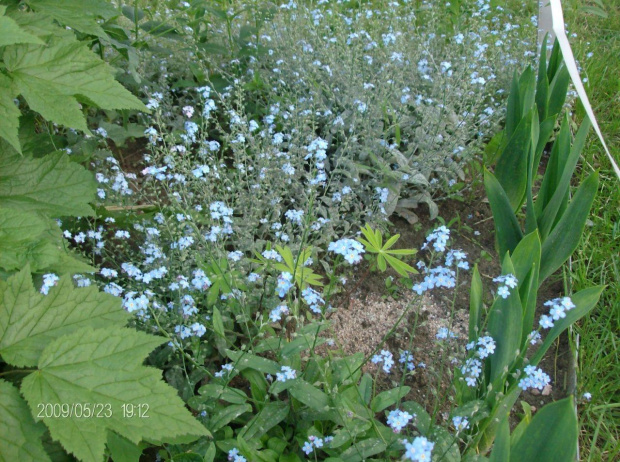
[468,264,483,342]
[539,172,599,283]
[358,373,373,405]
[401,401,431,434]
[370,386,410,413]
[488,416,510,462]
[0,267,129,367]
[0,152,96,217]
[510,397,577,462]
[340,438,387,462]
[212,307,225,338]
[209,404,252,432]
[510,231,541,342]
[25,0,117,38]
[289,380,330,412]
[0,74,22,153]
[484,170,523,257]
[494,108,535,211]
[195,384,248,405]
[538,118,591,240]
[530,286,604,366]
[225,350,280,375]
[0,6,44,47]
[430,426,461,462]
[238,401,289,441]
[107,432,143,462]
[0,379,51,462]
[0,208,95,275]
[487,255,523,385]
[21,327,209,462]
[3,26,147,132]
[329,420,372,449]
[547,65,570,118]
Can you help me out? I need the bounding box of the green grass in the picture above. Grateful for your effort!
[564,1,620,460]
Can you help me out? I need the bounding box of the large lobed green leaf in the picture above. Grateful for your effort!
[0,266,128,367]
[0,6,44,47]
[0,379,51,462]
[0,152,96,217]
[0,208,95,275]
[21,327,209,462]
[0,10,147,149]
[0,74,21,153]
[24,0,118,38]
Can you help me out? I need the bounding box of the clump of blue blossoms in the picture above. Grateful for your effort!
[399,350,416,371]
[466,336,496,359]
[371,349,395,373]
[302,435,333,455]
[328,238,365,264]
[461,358,483,387]
[276,272,294,298]
[539,296,576,329]
[452,416,470,432]
[40,273,59,295]
[387,409,414,433]
[436,327,458,340]
[269,304,289,322]
[276,366,297,382]
[301,287,325,313]
[227,448,246,462]
[493,273,518,299]
[421,226,450,252]
[402,436,434,461]
[518,365,551,391]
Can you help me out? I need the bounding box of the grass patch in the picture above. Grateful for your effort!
[565,1,620,460]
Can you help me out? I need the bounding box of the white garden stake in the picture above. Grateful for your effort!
[539,0,620,180]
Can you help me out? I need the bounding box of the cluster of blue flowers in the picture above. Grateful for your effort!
[276,272,294,298]
[269,304,289,322]
[421,226,450,252]
[518,365,551,391]
[387,409,414,433]
[302,435,333,455]
[402,436,434,461]
[301,287,325,314]
[328,238,365,264]
[539,296,576,329]
[493,273,518,299]
[436,327,458,340]
[276,366,297,382]
[371,349,395,373]
[40,273,59,295]
[399,350,416,371]
[466,336,496,359]
[227,448,246,462]
[461,358,483,387]
[452,416,470,432]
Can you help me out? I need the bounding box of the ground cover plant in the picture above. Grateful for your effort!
[0,0,614,461]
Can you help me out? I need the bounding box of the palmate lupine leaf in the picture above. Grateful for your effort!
[0,152,97,217]
[20,327,210,462]
[0,379,51,462]
[0,266,129,368]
